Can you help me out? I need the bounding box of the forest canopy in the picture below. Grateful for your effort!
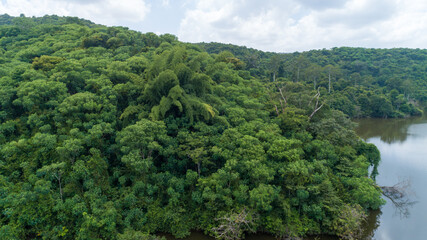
[0,14,424,239]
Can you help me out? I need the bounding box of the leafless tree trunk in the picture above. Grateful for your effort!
[271,86,288,116]
[309,88,324,120]
[328,68,331,93]
[278,87,287,108]
[53,172,63,201]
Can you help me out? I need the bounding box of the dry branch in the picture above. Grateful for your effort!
[211,208,256,240]
[308,88,324,120]
[380,178,418,218]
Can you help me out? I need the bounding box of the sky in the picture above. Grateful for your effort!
[1,0,427,53]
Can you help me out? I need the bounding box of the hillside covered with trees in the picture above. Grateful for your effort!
[198,42,426,118]
[1,14,424,239]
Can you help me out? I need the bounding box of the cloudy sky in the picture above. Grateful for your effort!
[1,0,427,52]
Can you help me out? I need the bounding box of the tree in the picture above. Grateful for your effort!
[332,204,367,240]
[324,64,341,93]
[292,55,309,82]
[37,162,66,201]
[211,208,256,240]
[269,55,281,82]
[176,130,210,176]
[369,95,393,118]
[306,64,322,89]
[117,119,171,176]
[32,55,65,71]
[144,70,179,105]
[380,178,418,218]
[13,79,68,113]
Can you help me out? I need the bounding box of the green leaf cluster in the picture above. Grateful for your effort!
[0,15,394,240]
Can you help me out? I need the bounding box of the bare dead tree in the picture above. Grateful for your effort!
[380,178,418,218]
[37,162,66,201]
[278,87,287,105]
[328,67,331,93]
[278,87,287,112]
[266,84,287,116]
[270,85,324,120]
[211,208,256,240]
[52,171,63,201]
[308,88,324,120]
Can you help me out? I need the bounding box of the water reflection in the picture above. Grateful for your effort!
[162,232,341,240]
[356,115,427,240]
[380,179,418,219]
[161,232,214,240]
[161,211,382,240]
[164,116,426,240]
[361,209,382,240]
[355,116,427,143]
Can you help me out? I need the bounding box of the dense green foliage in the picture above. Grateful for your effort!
[198,42,426,118]
[2,14,421,239]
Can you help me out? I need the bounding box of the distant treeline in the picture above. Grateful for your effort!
[198,42,426,118]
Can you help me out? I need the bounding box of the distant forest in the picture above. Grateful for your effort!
[198,42,426,118]
[0,14,424,240]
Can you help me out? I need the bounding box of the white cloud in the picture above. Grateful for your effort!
[0,0,150,26]
[179,0,299,51]
[1,0,427,52]
[315,0,397,28]
[298,0,350,10]
[161,0,170,7]
[375,0,427,47]
[178,0,427,52]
